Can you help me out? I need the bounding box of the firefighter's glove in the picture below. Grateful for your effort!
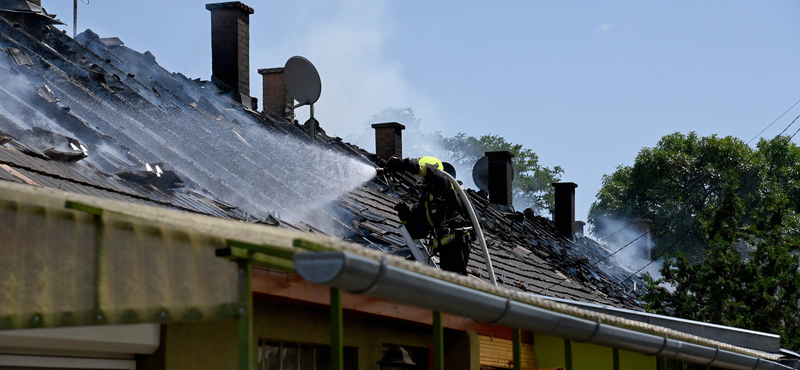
[383,156,405,174]
[393,201,411,221]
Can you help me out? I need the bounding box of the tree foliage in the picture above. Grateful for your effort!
[589,132,800,259]
[594,132,800,348]
[642,181,800,349]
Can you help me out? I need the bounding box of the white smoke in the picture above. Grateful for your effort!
[591,217,663,281]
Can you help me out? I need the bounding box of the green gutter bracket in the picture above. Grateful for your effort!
[433,311,444,370]
[293,238,336,252]
[65,201,103,216]
[215,240,298,273]
[513,328,521,370]
[330,287,344,370]
[564,339,573,370]
[237,259,254,370]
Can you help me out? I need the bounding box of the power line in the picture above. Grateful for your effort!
[747,98,800,145]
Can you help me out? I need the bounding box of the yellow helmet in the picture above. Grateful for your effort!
[418,156,443,171]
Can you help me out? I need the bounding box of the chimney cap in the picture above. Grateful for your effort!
[486,150,515,158]
[205,2,254,14]
[371,122,405,130]
[552,182,578,188]
[257,67,284,75]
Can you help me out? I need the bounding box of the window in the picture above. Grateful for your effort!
[379,344,428,370]
[258,340,357,370]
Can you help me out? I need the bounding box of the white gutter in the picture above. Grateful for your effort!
[532,294,781,353]
[293,251,789,370]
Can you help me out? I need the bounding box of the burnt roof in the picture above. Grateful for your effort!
[0,16,643,310]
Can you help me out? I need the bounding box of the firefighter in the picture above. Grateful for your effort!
[380,156,473,275]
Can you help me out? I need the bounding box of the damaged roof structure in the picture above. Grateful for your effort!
[0,1,795,370]
[0,0,641,310]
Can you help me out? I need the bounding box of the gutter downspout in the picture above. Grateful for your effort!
[293,252,788,370]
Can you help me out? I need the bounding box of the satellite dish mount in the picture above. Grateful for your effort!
[283,56,322,140]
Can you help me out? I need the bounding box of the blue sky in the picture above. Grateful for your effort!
[43,1,800,223]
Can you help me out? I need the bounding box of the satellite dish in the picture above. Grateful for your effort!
[442,162,456,179]
[284,56,321,105]
[472,156,489,193]
[472,156,515,194]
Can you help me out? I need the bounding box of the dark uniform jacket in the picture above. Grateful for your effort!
[398,162,472,274]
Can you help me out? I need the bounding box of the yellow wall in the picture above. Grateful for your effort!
[158,299,479,370]
[164,320,238,370]
[533,333,565,369]
[532,333,657,370]
[571,341,613,370]
[158,300,658,370]
[619,349,657,370]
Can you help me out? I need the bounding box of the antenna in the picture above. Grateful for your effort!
[73,0,76,37]
[73,0,89,38]
[283,56,322,140]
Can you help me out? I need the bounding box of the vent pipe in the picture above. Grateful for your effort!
[575,221,586,238]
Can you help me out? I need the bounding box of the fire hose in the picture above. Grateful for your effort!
[440,170,498,287]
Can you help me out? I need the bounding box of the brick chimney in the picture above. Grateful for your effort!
[631,218,653,260]
[486,151,515,209]
[552,182,578,240]
[257,68,294,119]
[371,122,405,161]
[206,2,256,109]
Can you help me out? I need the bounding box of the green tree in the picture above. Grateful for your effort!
[589,132,800,259]
[642,181,800,349]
